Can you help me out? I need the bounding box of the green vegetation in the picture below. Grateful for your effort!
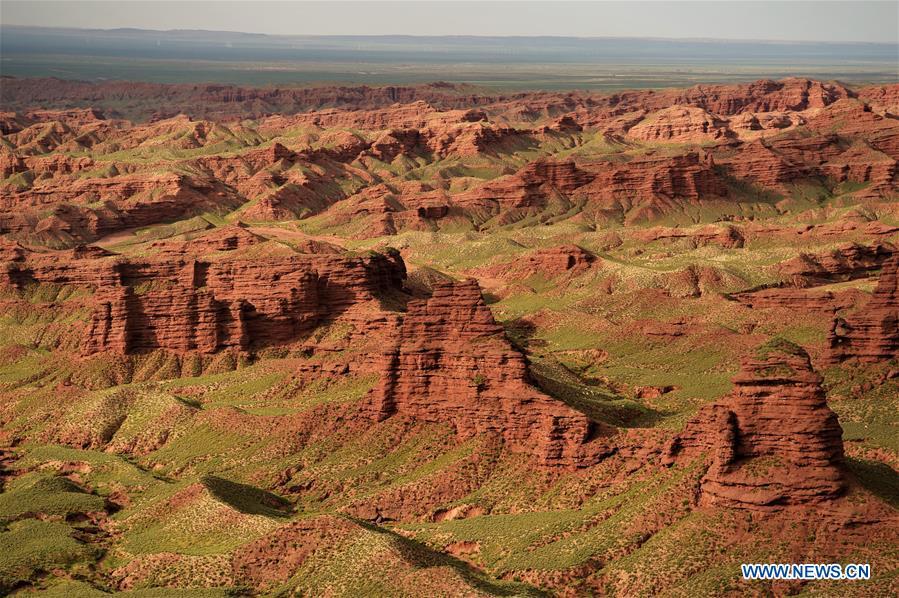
[0,519,99,593]
[1,69,898,596]
[0,473,105,520]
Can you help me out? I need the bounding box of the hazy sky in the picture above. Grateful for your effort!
[3,1,898,43]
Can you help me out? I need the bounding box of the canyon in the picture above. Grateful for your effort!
[0,76,897,597]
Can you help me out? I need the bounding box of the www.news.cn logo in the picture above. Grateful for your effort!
[741,563,871,581]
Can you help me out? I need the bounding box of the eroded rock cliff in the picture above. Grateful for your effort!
[664,339,846,510]
[827,255,899,363]
[365,279,608,468]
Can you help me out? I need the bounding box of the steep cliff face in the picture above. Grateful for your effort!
[664,340,846,510]
[365,279,607,468]
[827,255,899,363]
[1,230,407,355]
[83,261,322,355]
[3,233,607,469]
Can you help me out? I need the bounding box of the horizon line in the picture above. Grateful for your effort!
[3,23,896,47]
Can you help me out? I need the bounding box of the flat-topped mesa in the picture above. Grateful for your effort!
[664,339,846,510]
[1,231,406,356]
[827,255,899,364]
[365,279,607,469]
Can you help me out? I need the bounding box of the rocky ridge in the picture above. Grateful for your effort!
[3,79,897,246]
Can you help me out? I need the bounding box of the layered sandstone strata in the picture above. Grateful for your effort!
[0,231,406,355]
[778,242,894,287]
[454,159,593,212]
[827,255,899,363]
[626,106,733,143]
[0,172,243,244]
[664,339,846,510]
[575,152,728,223]
[365,279,607,468]
[717,140,804,189]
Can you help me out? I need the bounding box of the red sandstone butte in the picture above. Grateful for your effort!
[365,279,608,468]
[664,339,845,510]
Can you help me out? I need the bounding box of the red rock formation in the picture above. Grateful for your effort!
[266,101,465,131]
[4,76,892,245]
[730,111,803,135]
[364,129,423,161]
[867,126,899,162]
[0,111,25,135]
[575,152,728,223]
[0,172,244,244]
[805,98,894,137]
[778,242,894,287]
[0,148,26,179]
[23,107,107,127]
[365,279,608,468]
[482,245,597,281]
[0,77,852,123]
[632,224,744,249]
[669,78,853,115]
[0,233,406,355]
[822,143,898,199]
[626,106,733,143]
[764,132,844,166]
[543,115,583,133]
[424,120,526,158]
[455,159,593,213]
[506,245,596,280]
[665,339,846,510]
[827,255,899,363]
[719,140,803,189]
[729,287,863,312]
[858,84,899,116]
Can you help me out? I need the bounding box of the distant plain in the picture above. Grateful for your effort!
[2,26,897,89]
